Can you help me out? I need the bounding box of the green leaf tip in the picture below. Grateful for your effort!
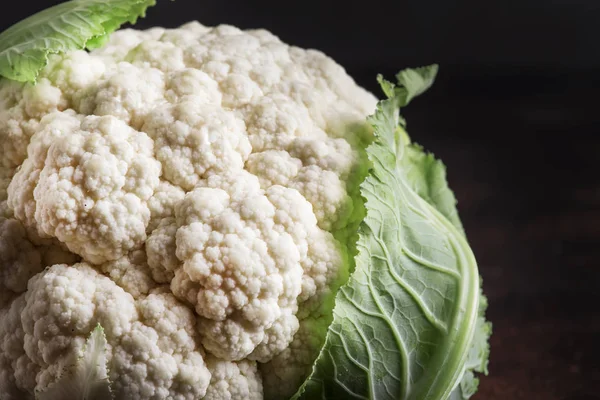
[377,64,438,109]
[0,0,158,83]
[36,324,113,400]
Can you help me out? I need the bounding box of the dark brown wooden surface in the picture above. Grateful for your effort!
[358,67,600,400]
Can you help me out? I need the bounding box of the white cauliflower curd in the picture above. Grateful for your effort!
[0,21,377,400]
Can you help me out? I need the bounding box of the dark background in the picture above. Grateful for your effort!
[2,1,599,399]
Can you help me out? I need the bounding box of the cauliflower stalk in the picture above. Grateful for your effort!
[0,1,490,400]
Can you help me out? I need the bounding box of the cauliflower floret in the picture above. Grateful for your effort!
[249,310,299,363]
[20,79,66,119]
[99,250,157,298]
[75,63,166,130]
[290,166,354,231]
[0,87,40,169]
[245,150,302,188]
[204,356,263,400]
[183,25,258,78]
[286,48,376,127]
[248,137,359,231]
[21,264,137,390]
[10,115,162,264]
[289,136,357,180]
[159,23,210,49]
[41,51,107,100]
[0,263,212,399]
[0,76,70,171]
[165,69,222,105]
[142,98,251,191]
[297,229,349,310]
[8,111,83,238]
[92,28,163,61]
[0,79,25,112]
[219,73,264,108]
[170,174,307,361]
[242,94,313,152]
[113,290,211,399]
[126,40,186,72]
[147,181,186,234]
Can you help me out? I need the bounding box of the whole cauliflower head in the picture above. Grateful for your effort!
[0,21,377,400]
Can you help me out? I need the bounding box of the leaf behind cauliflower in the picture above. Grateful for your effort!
[0,0,156,83]
[448,288,492,400]
[401,142,465,236]
[393,67,492,398]
[37,324,113,400]
[399,131,492,400]
[293,66,487,400]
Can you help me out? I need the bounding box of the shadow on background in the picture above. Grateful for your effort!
[562,396,600,400]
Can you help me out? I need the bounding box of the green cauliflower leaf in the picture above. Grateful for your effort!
[294,65,489,400]
[0,0,156,83]
[37,324,112,400]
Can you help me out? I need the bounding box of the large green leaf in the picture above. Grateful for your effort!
[293,66,483,400]
[0,0,156,83]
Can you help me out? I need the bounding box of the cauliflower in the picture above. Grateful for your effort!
[0,12,375,400]
[0,1,491,399]
[203,356,262,400]
[12,263,212,399]
[9,113,162,264]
